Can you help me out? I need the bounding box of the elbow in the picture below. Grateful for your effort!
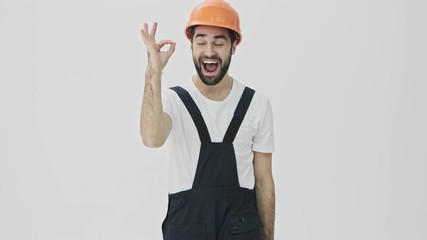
[141,132,165,148]
[142,139,164,148]
[140,119,171,148]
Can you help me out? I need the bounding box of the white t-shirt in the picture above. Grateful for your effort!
[162,78,274,194]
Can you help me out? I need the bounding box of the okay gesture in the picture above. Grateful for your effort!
[140,22,176,74]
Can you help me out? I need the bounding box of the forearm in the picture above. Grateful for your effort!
[255,176,276,240]
[140,67,168,147]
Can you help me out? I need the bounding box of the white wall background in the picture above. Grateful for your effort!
[1,0,426,239]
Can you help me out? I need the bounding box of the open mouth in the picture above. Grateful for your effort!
[202,59,220,76]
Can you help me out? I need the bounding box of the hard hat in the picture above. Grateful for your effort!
[185,0,242,45]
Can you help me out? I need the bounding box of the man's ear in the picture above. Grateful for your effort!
[231,42,237,55]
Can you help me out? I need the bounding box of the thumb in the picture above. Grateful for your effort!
[166,42,176,58]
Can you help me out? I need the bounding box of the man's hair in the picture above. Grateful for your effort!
[188,26,239,44]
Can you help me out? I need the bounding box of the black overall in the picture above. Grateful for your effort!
[162,86,263,240]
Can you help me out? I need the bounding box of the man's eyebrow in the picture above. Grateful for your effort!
[194,34,227,41]
[214,35,227,40]
[194,33,207,39]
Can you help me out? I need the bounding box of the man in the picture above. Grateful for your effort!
[140,0,275,239]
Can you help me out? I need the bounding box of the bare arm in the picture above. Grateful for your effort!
[254,151,275,240]
[140,22,175,148]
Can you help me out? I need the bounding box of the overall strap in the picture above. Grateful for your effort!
[170,86,211,143]
[223,87,255,142]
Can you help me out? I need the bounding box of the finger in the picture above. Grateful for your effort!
[140,23,149,41]
[143,23,149,35]
[157,40,174,49]
[166,42,176,57]
[159,41,176,60]
[140,29,147,42]
[150,22,158,38]
[140,30,152,46]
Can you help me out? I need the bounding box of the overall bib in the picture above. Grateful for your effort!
[162,86,263,240]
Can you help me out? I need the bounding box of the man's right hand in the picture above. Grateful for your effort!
[140,22,176,75]
[139,22,174,148]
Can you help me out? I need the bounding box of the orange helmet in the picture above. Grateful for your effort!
[185,0,242,45]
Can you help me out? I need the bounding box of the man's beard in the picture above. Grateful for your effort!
[193,51,232,86]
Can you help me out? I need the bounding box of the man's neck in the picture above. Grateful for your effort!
[192,74,233,101]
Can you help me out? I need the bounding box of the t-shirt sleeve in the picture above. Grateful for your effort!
[252,98,275,153]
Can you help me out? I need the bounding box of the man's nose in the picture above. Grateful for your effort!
[204,44,215,57]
